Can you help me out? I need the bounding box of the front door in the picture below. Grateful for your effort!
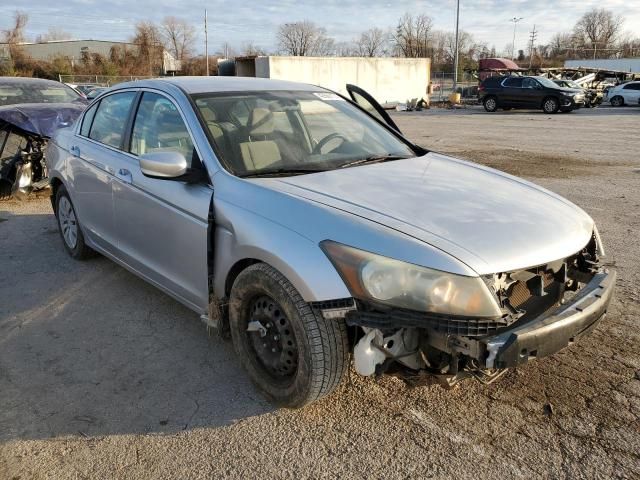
[345,84,401,133]
[110,91,212,313]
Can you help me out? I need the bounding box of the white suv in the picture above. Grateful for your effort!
[605,81,640,106]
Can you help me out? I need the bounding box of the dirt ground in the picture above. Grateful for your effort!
[1,105,639,479]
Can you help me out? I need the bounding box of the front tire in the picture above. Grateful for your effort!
[542,97,560,114]
[55,186,94,260]
[483,96,498,112]
[229,263,349,408]
[610,96,624,107]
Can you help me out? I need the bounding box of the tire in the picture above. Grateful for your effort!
[229,263,349,408]
[55,186,95,260]
[542,97,560,114]
[483,96,498,112]
[610,96,624,107]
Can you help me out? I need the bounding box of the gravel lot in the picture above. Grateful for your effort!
[1,105,639,479]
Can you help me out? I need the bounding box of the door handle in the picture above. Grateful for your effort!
[70,145,80,156]
[116,168,133,184]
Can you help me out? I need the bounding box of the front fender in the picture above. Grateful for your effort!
[213,197,351,301]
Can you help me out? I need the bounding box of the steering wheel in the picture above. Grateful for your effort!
[312,133,349,155]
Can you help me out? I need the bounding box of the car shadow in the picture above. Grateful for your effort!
[0,208,274,441]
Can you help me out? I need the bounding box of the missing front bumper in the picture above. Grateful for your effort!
[482,270,615,369]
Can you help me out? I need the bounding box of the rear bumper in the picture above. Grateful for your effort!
[483,270,615,369]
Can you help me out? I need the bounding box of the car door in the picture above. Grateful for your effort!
[346,84,401,133]
[501,77,524,107]
[68,91,137,252]
[621,83,640,104]
[109,90,213,313]
[522,78,544,107]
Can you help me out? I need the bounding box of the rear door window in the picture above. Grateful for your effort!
[89,91,137,149]
[503,77,523,88]
[80,102,98,137]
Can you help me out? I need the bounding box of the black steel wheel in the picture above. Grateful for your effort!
[229,263,349,408]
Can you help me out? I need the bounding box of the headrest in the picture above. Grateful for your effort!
[200,107,217,122]
[248,107,274,136]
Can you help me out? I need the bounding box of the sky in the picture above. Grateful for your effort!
[1,0,638,56]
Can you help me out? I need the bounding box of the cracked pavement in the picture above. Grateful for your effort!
[1,106,639,479]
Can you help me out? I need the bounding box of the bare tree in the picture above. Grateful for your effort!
[241,42,266,56]
[354,28,388,57]
[573,8,623,58]
[35,27,72,43]
[277,21,334,56]
[131,21,165,75]
[2,11,28,44]
[393,13,434,57]
[161,16,196,61]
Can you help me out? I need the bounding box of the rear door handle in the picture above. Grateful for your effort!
[70,145,80,156]
[116,168,132,184]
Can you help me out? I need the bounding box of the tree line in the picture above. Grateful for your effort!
[1,8,638,79]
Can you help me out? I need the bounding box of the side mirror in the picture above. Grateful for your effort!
[139,151,188,179]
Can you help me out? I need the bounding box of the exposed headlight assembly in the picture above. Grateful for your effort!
[321,241,502,317]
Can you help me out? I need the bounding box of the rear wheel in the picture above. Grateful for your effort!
[229,263,349,408]
[542,97,560,114]
[55,186,94,260]
[610,95,624,107]
[483,96,498,112]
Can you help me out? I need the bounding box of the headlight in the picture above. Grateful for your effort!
[321,241,502,317]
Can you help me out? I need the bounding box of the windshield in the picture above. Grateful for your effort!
[192,90,415,176]
[0,82,83,107]
[536,77,563,89]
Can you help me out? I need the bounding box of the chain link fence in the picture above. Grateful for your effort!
[58,74,154,87]
[430,72,479,103]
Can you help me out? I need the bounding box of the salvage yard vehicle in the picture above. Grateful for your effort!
[0,77,86,200]
[479,75,585,113]
[604,81,640,107]
[47,77,615,407]
[552,78,602,108]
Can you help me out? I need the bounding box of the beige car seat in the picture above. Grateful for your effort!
[239,107,281,171]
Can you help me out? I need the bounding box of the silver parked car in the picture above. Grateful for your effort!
[47,77,615,407]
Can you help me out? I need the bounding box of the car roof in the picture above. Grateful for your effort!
[114,76,327,94]
[0,77,67,87]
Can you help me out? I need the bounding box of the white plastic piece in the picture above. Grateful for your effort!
[354,330,386,376]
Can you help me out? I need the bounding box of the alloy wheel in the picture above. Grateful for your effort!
[58,196,78,249]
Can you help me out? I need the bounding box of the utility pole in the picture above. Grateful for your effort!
[528,24,537,69]
[509,17,523,60]
[204,9,209,76]
[453,0,460,92]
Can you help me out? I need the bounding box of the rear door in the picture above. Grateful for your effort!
[345,84,401,133]
[69,91,137,252]
[110,90,213,313]
[501,77,524,107]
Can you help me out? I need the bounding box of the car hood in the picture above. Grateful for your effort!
[0,103,85,138]
[263,153,594,275]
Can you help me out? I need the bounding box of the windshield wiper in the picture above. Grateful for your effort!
[338,154,411,169]
[239,167,327,178]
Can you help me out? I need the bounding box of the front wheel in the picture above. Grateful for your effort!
[229,263,349,408]
[542,97,560,114]
[610,96,624,107]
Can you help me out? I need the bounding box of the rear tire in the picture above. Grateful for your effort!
[610,96,624,107]
[542,97,560,114]
[483,96,498,112]
[55,186,95,260]
[229,263,349,408]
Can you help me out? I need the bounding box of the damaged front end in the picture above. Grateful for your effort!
[0,103,84,200]
[324,232,615,387]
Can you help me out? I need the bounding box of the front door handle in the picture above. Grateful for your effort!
[116,168,133,184]
[70,145,80,156]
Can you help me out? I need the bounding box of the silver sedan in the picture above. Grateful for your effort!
[46,77,615,407]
